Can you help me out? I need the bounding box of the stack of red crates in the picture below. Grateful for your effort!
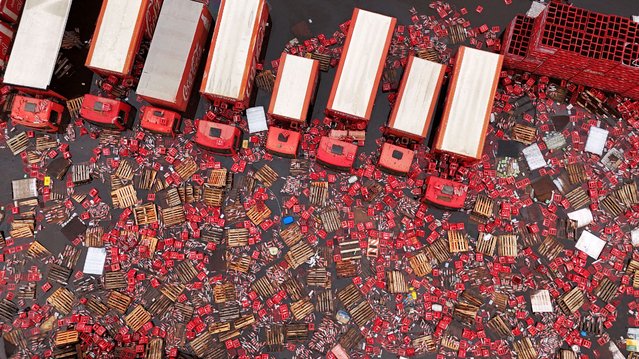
[502,2,639,100]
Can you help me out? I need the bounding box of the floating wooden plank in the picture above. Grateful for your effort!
[47,287,75,315]
[409,250,432,277]
[310,182,329,206]
[511,123,537,144]
[498,234,518,257]
[387,271,408,293]
[174,158,198,181]
[290,299,314,320]
[133,203,158,226]
[125,305,152,332]
[565,187,590,209]
[594,277,618,303]
[448,230,468,253]
[254,164,278,187]
[104,271,127,290]
[252,276,276,298]
[280,223,303,246]
[111,185,137,209]
[247,203,271,225]
[107,291,132,314]
[175,261,198,284]
[54,330,79,347]
[470,195,493,223]
[557,287,584,315]
[6,132,28,155]
[513,338,537,359]
[320,206,341,233]
[161,206,185,227]
[115,160,134,181]
[285,241,314,269]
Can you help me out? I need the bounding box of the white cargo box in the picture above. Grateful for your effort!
[268,53,319,123]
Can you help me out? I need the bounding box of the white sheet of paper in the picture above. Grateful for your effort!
[246,106,268,133]
[575,230,606,260]
[527,2,546,17]
[522,143,546,171]
[530,290,553,313]
[585,126,608,156]
[567,208,593,228]
[632,228,639,247]
[83,247,107,275]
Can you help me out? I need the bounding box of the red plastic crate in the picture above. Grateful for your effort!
[622,86,639,100]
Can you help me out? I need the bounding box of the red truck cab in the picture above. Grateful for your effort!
[316,136,357,171]
[80,94,132,131]
[378,142,414,176]
[266,126,301,158]
[194,120,241,156]
[424,176,468,209]
[140,106,181,135]
[10,95,64,133]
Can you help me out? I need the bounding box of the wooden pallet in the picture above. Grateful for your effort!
[285,323,309,342]
[115,160,134,181]
[71,164,92,185]
[85,227,104,247]
[416,47,439,62]
[148,296,172,317]
[66,97,83,119]
[219,303,240,322]
[487,315,511,337]
[316,291,334,313]
[104,271,128,290]
[492,292,509,311]
[252,276,276,298]
[255,70,276,91]
[208,168,228,187]
[201,225,224,243]
[209,322,231,335]
[164,188,182,207]
[47,287,75,315]
[48,263,72,285]
[203,185,225,207]
[307,268,330,288]
[290,159,310,176]
[558,287,584,315]
[112,185,137,209]
[137,169,157,191]
[594,277,618,303]
[266,325,284,351]
[448,230,468,253]
[189,332,214,358]
[339,239,361,262]
[470,195,494,223]
[412,335,436,353]
[580,316,603,335]
[601,182,639,217]
[338,327,363,352]
[290,299,314,320]
[54,330,79,347]
[283,277,304,301]
[178,184,200,203]
[35,136,58,152]
[161,206,185,227]
[254,164,278,187]
[0,299,18,322]
[440,335,460,351]
[511,123,537,144]
[428,238,450,264]
[409,251,432,277]
[366,238,379,258]
[280,223,303,246]
[335,260,357,278]
[146,338,163,359]
[319,206,341,233]
[475,232,496,256]
[285,241,314,269]
[247,203,271,225]
[565,186,590,209]
[311,52,332,71]
[454,302,480,325]
[6,132,28,155]
[498,235,518,257]
[175,261,198,284]
[559,349,577,359]
[387,271,408,293]
[310,182,329,206]
[337,284,374,326]
[226,228,249,247]
[538,235,564,261]
[107,291,132,314]
[566,163,587,185]
[214,283,236,304]
[133,203,157,226]
[4,329,26,350]
[513,338,537,359]
[227,255,251,273]
[125,305,151,332]
[85,298,108,317]
[234,314,255,330]
[174,158,198,181]
[448,24,467,43]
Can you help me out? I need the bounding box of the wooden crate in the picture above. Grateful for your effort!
[290,299,314,320]
[177,184,200,203]
[387,271,408,293]
[254,164,278,187]
[48,263,72,285]
[133,203,158,226]
[498,234,518,257]
[559,349,577,359]
[440,335,459,351]
[208,168,228,187]
[85,227,104,247]
[285,241,314,269]
[226,228,249,247]
[558,287,584,315]
[71,164,92,185]
[219,303,240,322]
[36,136,58,151]
[47,287,75,315]
[148,296,172,316]
[280,223,303,246]
[448,230,468,253]
[513,338,537,359]
[310,182,329,206]
[409,251,432,277]
[174,158,198,181]
[492,292,508,311]
[125,305,152,332]
[161,206,185,227]
[339,327,363,351]
[107,291,132,314]
[511,123,537,144]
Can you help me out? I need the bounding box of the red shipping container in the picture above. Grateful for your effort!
[0,0,23,23]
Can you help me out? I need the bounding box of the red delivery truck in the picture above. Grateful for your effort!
[194,120,242,156]
[201,0,269,110]
[425,46,503,209]
[316,137,357,172]
[266,53,319,158]
[86,0,162,77]
[136,0,212,112]
[80,94,132,131]
[0,20,13,70]
[140,106,181,136]
[10,95,64,133]
[4,0,72,94]
[325,8,396,130]
[0,0,24,23]
[378,56,445,175]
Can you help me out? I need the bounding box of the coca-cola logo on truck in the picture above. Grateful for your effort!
[182,43,204,102]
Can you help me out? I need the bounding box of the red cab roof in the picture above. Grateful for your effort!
[266,126,301,158]
[194,120,241,155]
[10,95,64,133]
[377,142,414,176]
[80,94,132,131]
[140,106,181,135]
[316,136,357,171]
[423,176,468,210]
